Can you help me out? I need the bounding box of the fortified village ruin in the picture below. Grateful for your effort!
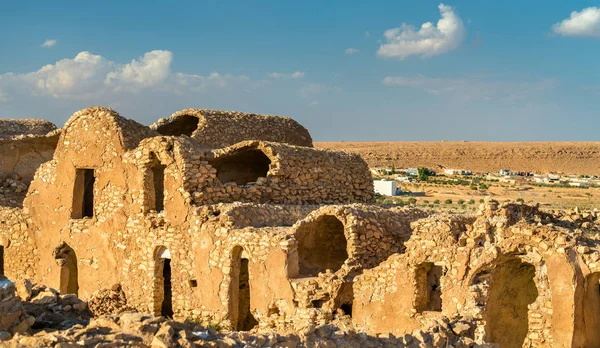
[1,106,600,347]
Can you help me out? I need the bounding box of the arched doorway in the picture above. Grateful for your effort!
[230,246,258,331]
[584,272,600,347]
[154,246,173,317]
[483,258,538,348]
[295,215,348,276]
[53,243,78,295]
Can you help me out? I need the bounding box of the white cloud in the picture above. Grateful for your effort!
[377,3,465,59]
[0,50,249,100]
[552,7,600,37]
[41,39,57,48]
[25,51,113,98]
[268,71,305,79]
[345,48,359,55]
[105,50,173,92]
[383,75,556,101]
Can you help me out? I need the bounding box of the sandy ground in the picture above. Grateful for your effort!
[315,141,600,211]
[395,181,600,211]
[315,142,600,176]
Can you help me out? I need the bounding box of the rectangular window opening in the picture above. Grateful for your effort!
[152,162,166,212]
[72,169,95,219]
[415,263,443,312]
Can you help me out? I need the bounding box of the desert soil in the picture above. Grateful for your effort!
[315,142,600,176]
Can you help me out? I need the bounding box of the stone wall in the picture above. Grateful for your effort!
[353,200,600,347]
[0,124,59,182]
[152,108,313,148]
[191,140,375,205]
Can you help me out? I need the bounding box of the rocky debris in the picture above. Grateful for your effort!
[17,282,91,332]
[0,277,35,340]
[4,310,489,347]
[0,176,28,207]
[0,119,57,139]
[87,284,134,316]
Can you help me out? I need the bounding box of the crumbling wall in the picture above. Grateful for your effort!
[188,141,375,205]
[352,201,597,347]
[189,203,316,328]
[152,108,313,148]
[0,122,59,183]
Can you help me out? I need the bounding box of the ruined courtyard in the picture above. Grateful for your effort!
[1,107,600,347]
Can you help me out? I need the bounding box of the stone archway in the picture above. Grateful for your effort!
[154,246,173,317]
[53,243,79,295]
[483,258,538,348]
[295,215,348,277]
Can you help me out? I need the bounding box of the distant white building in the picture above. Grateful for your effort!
[373,180,398,196]
[396,176,413,183]
[499,169,511,176]
[405,168,418,176]
[444,169,472,176]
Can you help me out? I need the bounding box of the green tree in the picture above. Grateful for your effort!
[444,199,453,204]
[434,199,440,205]
[417,167,429,181]
[516,198,524,203]
[408,197,417,205]
[457,199,465,205]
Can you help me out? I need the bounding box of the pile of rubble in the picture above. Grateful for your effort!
[6,310,486,347]
[1,278,488,347]
[0,176,28,207]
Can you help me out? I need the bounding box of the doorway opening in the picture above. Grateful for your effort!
[484,258,538,348]
[154,246,173,317]
[54,243,78,295]
[230,246,258,331]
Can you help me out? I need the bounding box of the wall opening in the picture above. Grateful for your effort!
[72,169,95,218]
[209,148,271,186]
[154,246,173,318]
[296,215,348,276]
[415,263,443,312]
[230,246,258,331]
[340,303,353,316]
[54,243,78,295]
[584,272,600,347]
[484,258,538,348]
[0,246,4,276]
[148,154,166,213]
[155,115,199,137]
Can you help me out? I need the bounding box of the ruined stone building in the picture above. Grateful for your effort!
[1,106,600,347]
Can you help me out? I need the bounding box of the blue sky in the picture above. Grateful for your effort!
[1,1,599,141]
